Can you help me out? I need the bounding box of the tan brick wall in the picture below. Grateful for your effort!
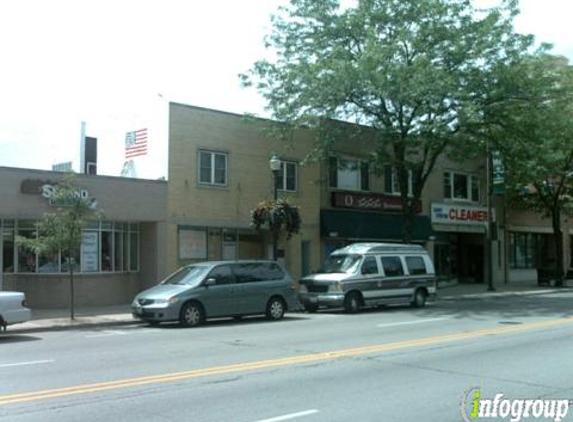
[166,104,322,278]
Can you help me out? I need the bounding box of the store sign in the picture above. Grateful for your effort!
[20,179,97,208]
[331,192,421,213]
[431,203,490,226]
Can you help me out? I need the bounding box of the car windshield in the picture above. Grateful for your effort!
[161,265,210,286]
[323,254,362,274]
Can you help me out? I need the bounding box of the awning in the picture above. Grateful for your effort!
[321,210,434,242]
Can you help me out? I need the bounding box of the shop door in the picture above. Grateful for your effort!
[467,245,484,283]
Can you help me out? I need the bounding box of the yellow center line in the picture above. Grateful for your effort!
[2,316,573,405]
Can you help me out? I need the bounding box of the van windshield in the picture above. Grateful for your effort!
[323,254,361,274]
[161,265,210,286]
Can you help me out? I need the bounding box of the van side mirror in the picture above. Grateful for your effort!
[204,278,216,287]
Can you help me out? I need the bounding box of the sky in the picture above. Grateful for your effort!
[0,0,572,177]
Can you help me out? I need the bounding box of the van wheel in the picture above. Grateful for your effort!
[304,304,318,313]
[179,301,205,327]
[411,289,427,308]
[344,292,361,314]
[266,297,286,321]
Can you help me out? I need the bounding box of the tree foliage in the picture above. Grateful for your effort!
[483,54,573,285]
[242,0,534,242]
[18,177,102,318]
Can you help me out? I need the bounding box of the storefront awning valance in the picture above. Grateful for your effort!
[321,210,434,242]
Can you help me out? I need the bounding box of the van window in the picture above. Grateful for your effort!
[207,265,234,285]
[381,257,404,277]
[324,254,361,273]
[233,263,284,283]
[406,256,427,275]
[361,256,379,275]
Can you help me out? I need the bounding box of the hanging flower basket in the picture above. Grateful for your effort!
[251,199,301,239]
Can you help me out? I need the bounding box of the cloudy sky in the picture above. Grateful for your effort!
[0,0,572,176]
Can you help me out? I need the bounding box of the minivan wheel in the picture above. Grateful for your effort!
[266,297,286,321]
[179,301,204,327]
[344,292,361,314]
[411,289,427,308]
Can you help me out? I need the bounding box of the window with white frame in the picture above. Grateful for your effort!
[329,157,369,191]
[276,161,297,192]
[444,171,480,202]
[384,165,415,196]
[199,150,228,186]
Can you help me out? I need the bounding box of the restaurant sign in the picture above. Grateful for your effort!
[431,203,490,226]
[332,192,421,213]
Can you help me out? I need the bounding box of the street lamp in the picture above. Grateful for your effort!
[269,154,281,201]
[269,154,281,260]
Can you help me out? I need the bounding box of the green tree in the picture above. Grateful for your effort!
[482,55,573,286]
[251,199,301,260]
[243,0,534,242]
[18,178,101,318]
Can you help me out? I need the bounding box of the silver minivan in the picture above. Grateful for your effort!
[132,260,298,327]
[299,243,437,313]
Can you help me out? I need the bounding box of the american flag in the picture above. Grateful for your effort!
[125,128,148,159]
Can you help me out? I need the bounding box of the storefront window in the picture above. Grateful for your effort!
[2,221,15,273]
[510,232,550,269]
[129,231,139,271]
[4,219,140,274]
[17,220,37,273]
[101,231,112,271]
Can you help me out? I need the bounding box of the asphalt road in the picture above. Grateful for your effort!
[2,291,573,422]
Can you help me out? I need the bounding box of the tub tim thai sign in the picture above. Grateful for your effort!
[431,203,490,226]
[331,192,421,213]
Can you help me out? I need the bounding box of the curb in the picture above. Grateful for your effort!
[438,288,568,300]
[6,317,142,335]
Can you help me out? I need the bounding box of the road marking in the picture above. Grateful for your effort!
[2,316,573,406]
[376,317,449,328]
[0,360,54,369]
[250,409,319,422]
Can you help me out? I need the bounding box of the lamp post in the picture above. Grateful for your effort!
[486,141,495,292]
[269,154,281,260]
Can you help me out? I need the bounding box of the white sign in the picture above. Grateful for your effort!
[431,203,490,226]
[41,184,98,209]
[179,229,207,260]
[81,232,99,272]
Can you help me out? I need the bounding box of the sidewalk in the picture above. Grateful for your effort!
[6,282,571,334]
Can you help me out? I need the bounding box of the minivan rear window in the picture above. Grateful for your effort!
[233,263,284,283]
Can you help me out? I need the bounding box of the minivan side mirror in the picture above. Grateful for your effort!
[204,278,216,287]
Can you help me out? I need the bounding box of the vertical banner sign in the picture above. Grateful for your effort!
[492,150,505,195]
[81,232,99,272]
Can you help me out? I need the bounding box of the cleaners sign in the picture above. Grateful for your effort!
[431,203,490,226]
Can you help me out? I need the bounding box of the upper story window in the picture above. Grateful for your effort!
[276,161,297,192]
[384,165,415,197]
[199,150,228,186]
[444,171,479,202]
[329,157,369,191]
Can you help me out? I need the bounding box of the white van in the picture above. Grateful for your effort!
[299,243,437,313]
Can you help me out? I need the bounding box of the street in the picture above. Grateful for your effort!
[2,291,573,422]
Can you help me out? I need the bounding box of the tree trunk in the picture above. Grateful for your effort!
[401,203,415,244]
[551,209,565,287]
